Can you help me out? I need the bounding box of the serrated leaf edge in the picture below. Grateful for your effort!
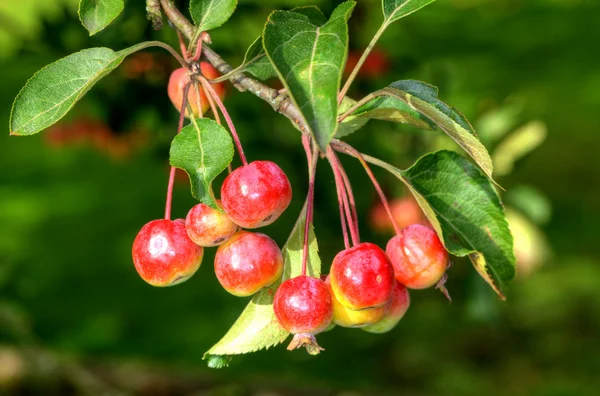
[77,0,125,36]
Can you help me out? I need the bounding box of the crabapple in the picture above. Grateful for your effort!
[386,224,448,289]
[370,196,426,234]
[329,243,395,310]
[344,48,391,78]
[325,275,388,328]
[185,200,239,247]
[363,281,410,333]
[220,161,292,229]
[167,62,225,118]
[274,276,333,334]
[132,219,204,286]
[214,231,283,296]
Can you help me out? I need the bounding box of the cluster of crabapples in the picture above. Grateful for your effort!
[132,62,449,352]
[133,62,292,295]
[274,224,448,349]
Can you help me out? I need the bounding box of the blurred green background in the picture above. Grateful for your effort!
[1,0,600,395]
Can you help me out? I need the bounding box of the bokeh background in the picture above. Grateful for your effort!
[1,0,600,395]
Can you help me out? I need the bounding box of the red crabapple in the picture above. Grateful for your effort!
[344,48,391,78]
[274,276,333,334]
[132,219,203,286]
[370,196,426,234]
[386,224,448,289]
[167,62,225,118]
[326,275,388,328]
[329,243,395,310]
[220,161,292,229]
[214,231,283,296]
[363,281,410,333]
[185,200,239,247]
[274,276,333,354]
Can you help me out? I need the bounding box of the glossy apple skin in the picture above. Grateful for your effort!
[220,161,292,229]
[167,63,225,118]
[326,275,388,328]
[214,231,284,296]
[370,197,426,234]
[329,243,395,310]
[386,224,448,289]
[185,200,239,247]
[132,219,204,286]
[274,276,333,334]
[363,281,410,333]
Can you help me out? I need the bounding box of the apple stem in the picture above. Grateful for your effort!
[301,136,319,277]
[327,148,359,248]
[198,80,220,124]
[165,81,192,220]
[190,35,204,62]
[336,157,360,243]
[333,141,401,235]
[199,75,248,166]
[192,81,204,119]
[176,29,189,62]
[328,148,350,250]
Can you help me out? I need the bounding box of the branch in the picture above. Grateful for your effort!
[159,0,311,135]
[146,0,163,30]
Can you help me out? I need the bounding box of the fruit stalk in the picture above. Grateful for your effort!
[302,138,319,276]
[165,81,192,220]
[336,156,360,243]
[199,76,248,166]
[335,143,401,235]
[327,148,359,247]
[158,0,311,137]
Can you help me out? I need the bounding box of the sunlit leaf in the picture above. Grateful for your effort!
[384,150,515,297]
[189,0,237,32]
[341,93,436,134]
[382,0,436,24]
[10,44,154,136]
[169,118,234,208]
[372,81,494,180]
[263,1,356,152]
[78,0,124,35]
[243,6,327,81]
[204,202,321,364]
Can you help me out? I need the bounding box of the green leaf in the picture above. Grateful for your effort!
[382,0,437,24]
[169,118,234,208]
[343,93,436,133]
[373,80,494,180]
[243,7,327,81]
[204,202,321,363]
[78,0,124,36]
[189,0,237,32]
[336,97,370,138]
[10,44,152,136]
[263,1,356,152]
[384,150,515,297]
[236,36,278,81]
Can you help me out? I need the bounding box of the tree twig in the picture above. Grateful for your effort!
[158,0,311,137]
[146,0,163,30]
